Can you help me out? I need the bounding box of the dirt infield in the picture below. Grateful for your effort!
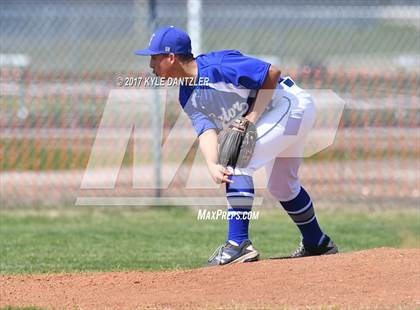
[1,248,419,310]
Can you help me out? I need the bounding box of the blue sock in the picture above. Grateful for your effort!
[280,186,325,247]
[226,175,254,245]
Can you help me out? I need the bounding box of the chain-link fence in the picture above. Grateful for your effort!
[1,0,419,208]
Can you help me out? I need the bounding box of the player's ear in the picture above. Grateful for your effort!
[168,53,176,64]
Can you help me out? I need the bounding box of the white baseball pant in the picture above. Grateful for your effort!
[233,77,316,201]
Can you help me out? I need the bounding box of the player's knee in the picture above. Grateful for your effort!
[268,180,301,202]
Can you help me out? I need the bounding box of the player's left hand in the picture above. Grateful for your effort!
[208,163,233,184]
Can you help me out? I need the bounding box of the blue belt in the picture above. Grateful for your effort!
[278,77,295,87]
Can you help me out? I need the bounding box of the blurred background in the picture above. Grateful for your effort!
[1,0,419,208]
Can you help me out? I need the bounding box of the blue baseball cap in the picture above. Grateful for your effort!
[135,26,192,56]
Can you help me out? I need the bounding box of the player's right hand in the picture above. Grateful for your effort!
[208,163,233,184]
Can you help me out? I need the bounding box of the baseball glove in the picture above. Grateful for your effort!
[218,117,257,169]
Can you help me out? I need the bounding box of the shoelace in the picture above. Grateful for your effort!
[208,243,234,262]
[208,244,224,262]
[291,242,306,257]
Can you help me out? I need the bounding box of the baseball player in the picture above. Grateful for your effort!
[135,26,338,265]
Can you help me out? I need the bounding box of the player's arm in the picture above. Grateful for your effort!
[198,129,232,184]
[181,101,232,184]
[244,65,281,124]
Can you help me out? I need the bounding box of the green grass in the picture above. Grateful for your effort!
[0,207,419,274]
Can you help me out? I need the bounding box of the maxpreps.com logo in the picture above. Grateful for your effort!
[76,87,345,206]
[197,209,260,221]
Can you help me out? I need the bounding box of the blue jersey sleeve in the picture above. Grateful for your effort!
[221,50,271,90]
[179,86,218,136]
